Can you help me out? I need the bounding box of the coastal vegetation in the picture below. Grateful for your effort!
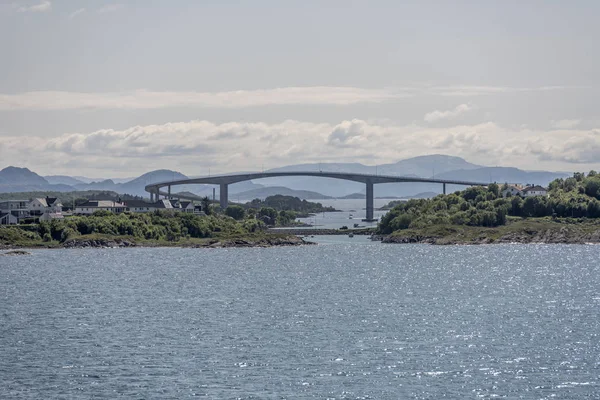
[0,210,302,249]
[377,172,600,243]
[0,194,337,248]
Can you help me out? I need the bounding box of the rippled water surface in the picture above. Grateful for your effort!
[1,240,600,399]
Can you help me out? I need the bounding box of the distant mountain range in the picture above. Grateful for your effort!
[256,155,570,197]
[0,155,572,200]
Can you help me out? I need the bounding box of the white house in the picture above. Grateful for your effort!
[521,185,548,197]
[29,197,63,216]
[123,199,203,214]
[501,185,523,197]
[502,184,548,198]
[123,199,175,213]
[75,200,127,215]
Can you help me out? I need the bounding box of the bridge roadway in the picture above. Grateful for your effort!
[145,171,488,221]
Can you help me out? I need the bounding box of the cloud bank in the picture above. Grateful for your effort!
[0,85,583,111]
[0,87,401,111]
[1,119,599,176]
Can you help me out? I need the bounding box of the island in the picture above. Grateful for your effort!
[374,171,600,244]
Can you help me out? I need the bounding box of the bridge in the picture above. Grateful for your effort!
[145,172,488,221]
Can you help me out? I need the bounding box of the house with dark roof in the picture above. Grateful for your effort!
[0,197,64,223]
[29,197,63,216]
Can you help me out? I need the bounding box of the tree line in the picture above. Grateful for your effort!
[1,211,263,245]
[378,171,600,234]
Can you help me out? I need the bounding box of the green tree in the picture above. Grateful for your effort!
[584,177,600,199]
[201,196,211,215]
[563,177,577,191]
[258,207,278,225]
[487,183,500,198]
[225,205,245,220]
[587,199,600,218]
[390,214,414,230]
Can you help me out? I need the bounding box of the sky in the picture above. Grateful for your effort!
[1,0,599,178]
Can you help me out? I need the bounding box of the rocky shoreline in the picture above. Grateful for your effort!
[0,250,32,256]
[373,225,600,245]
[267,228,374,236]
[1,234,313,250]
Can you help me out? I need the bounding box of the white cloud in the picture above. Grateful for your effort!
[551,119,581,129]
[17,1,51,13]
[1,119,599,176]
[97,4,124,13]
[68,7,85,19]
[0,84,585,111]
[328,119,369,146]
[428,85,584,97]
[0,87,403,111]
[527,129,600,164]
[424,104,473,123]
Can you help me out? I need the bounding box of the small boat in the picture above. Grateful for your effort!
[348,233,354,238]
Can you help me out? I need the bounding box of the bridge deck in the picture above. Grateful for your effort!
[145,171,488,220]
[145,171,488,193]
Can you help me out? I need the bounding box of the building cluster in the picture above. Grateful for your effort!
[501,184,548,198]
[0,197,202,225]
[75,199,201,215]
[0,197,63,225]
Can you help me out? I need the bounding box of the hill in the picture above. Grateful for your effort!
[44,175,87,186]
[434,167,570,187]
[0,167,49,186]
[250,155,484,197]
[70,170,190,197]
[0,156,574,198]
[0,167,75,193]
[232,186,332,200]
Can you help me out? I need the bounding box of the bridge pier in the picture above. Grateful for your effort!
[443,183,446,195]
[220,184,228,209]
[168,185,171,199]
[363,179,376,222]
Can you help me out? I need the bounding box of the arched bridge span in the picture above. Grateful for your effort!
[145,171,487,221]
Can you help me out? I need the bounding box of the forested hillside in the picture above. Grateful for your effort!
[378,171,600,234]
